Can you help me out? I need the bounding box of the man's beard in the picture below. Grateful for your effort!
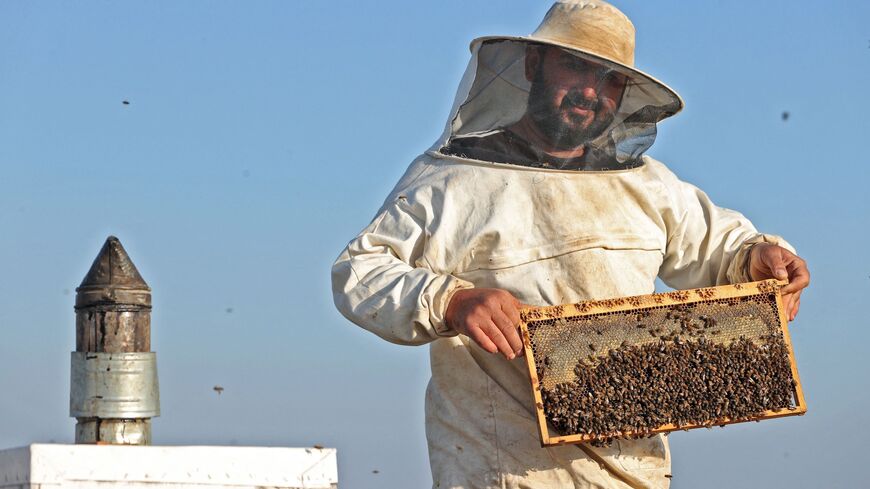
[526,77,617,151]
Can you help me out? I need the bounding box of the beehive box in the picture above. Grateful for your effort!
[519,279,806,446]
[0,444,338,489]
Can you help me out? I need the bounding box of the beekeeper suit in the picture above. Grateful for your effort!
[332,1,809,488]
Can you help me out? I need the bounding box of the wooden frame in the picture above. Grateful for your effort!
[518,279,806,447]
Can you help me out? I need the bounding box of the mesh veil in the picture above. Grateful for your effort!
[436,40,681,171]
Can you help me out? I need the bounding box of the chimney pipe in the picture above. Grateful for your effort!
[70,236,160,444]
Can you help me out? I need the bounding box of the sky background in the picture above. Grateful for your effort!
[0,1,868,488]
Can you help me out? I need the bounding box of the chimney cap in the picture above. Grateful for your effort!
[75,236,151,309]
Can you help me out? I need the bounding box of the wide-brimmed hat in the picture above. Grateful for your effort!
[470,0,684,115]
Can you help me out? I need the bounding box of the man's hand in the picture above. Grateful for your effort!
[748,243,810,321]
[446,288,524,360]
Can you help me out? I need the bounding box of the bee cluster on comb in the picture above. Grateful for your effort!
[520,280,805,446]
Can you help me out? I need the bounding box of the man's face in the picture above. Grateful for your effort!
[525,46,627,149]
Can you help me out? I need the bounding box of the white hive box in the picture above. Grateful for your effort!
[0,445,337,489]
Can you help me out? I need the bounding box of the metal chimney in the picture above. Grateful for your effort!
[70,236,160,444]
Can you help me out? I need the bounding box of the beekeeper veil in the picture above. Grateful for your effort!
[433,0,684,171]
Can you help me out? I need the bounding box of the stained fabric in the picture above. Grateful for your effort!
[332,152,793,488]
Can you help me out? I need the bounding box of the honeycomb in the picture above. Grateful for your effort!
[519,279,805,446]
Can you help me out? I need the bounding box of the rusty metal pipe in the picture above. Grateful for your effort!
[71,236,160,444]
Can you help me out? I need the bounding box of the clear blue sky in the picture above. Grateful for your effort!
[1,1,868,488]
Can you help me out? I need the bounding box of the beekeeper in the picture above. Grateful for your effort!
[332,1,810,488]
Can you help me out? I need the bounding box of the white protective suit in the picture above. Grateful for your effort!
[331,32,792,489]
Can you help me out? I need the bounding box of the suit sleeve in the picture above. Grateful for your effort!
[331,197,474,346]
[656,170,795,289]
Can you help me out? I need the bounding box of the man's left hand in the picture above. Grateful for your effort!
[748,243,810,322]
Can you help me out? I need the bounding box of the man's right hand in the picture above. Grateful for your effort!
[445,288,524,360]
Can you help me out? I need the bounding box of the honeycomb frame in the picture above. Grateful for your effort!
[519,279,806,446]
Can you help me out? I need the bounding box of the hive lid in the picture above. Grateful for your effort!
[0,444,338,489]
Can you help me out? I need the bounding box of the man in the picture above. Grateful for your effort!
[332,1,809,488]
